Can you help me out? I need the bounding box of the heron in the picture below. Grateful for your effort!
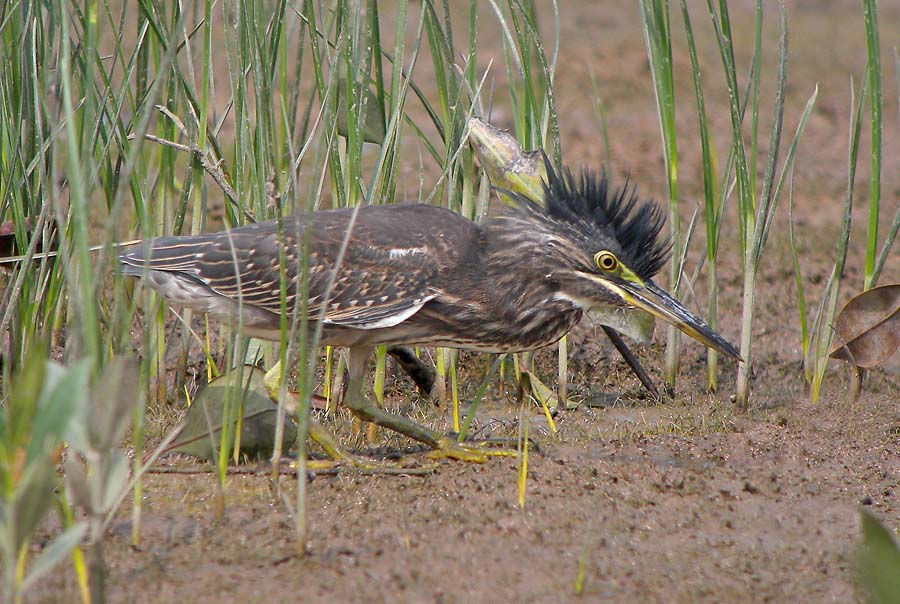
[119,160,739,461]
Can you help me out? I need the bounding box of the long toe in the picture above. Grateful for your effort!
[427,436,518,463]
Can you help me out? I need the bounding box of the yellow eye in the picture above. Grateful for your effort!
[594,251,619,272]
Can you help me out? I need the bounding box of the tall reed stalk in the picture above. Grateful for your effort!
[639,0,682,389]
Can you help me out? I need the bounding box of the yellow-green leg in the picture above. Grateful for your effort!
[344,347,513,463]
[263,361,381,470]
[262,351,512,464]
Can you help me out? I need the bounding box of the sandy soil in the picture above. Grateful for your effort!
[27,1,900,602]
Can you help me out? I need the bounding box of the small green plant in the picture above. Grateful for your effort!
[696,0,816,407]
[639,0,816,408]
[797,77,864,402]
[0,346,88,604]
[63,358,138,604]
[726,2,817,409]
[794,0,897,402]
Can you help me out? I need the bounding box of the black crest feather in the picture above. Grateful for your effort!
[538,156,671,280]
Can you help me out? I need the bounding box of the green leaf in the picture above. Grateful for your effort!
[522,370,558,410]
[859,509,900,604]
[89,357,139,451]
[7,345,49,453]
[101,451,131,513]
[11,460,55,553]
[336,77,386,145]
[20,522,88,593]
[64,455,92,511]
[31,359,90,460]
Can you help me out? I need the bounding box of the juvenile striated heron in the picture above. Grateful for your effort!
[119,161,739,460]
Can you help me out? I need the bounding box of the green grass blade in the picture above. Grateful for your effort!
[862,0,881,289]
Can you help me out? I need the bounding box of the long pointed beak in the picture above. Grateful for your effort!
[618,280,741,360]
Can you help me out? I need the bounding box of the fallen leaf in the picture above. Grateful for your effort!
[829,284,900,368]
[167,366,297,461]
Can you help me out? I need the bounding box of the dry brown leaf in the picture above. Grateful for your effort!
[829,284,900,368]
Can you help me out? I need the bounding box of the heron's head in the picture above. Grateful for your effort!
[500,159,739,359]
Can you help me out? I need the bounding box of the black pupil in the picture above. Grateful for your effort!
[602,255,614,269]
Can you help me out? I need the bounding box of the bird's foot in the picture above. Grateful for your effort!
[427,436,517,463]
[300,456,437,475]
[308,418,446,473]
[304,458,345,472]
[306,418,396,470]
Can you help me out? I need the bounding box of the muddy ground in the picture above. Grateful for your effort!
[29,1,900,602]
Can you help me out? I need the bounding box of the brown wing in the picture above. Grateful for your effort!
[119,203,480,329]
